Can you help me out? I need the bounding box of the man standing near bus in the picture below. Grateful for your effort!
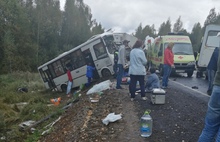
[116,40,129,89]
[66,66,73,97]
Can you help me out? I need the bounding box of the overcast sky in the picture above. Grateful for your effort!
[60,0,220,34]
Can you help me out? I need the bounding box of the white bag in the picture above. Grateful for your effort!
[102,113,122,125]
[86,80,112,95]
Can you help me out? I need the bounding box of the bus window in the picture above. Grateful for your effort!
[70,49,86,69]
[52,60,64,77]
[48,64,56,78]
[103,35,115,54]
[61,55,74,71]
[39,69,47,82]
[93,42,108,59]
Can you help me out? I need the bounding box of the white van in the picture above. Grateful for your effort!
[197,24,220,78]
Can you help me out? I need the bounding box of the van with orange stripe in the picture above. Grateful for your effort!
[148,33,195,77]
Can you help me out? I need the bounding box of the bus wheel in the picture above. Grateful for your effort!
[102,69,111,78]
[61,84,67,92]
[187,70,193,77]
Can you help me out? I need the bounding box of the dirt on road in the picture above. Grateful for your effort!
[40,79,209,142]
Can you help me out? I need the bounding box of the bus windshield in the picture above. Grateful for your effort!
[165,43,193,55]
[102,35,116,54]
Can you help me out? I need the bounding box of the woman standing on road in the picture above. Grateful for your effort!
[162,42,175,89]
[128,39,147,101]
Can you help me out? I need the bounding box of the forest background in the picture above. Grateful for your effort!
[1,0,220,74]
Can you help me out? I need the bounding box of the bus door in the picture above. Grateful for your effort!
[92,41,113,77]
[67,49,87,87]
[82,49,100,79]
[39,66,56,90]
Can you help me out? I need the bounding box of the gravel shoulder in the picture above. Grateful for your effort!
[40,79,209,142]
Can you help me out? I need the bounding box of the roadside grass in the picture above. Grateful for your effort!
[0,72,69,142]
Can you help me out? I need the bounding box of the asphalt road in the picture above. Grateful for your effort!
[170,71,208,94]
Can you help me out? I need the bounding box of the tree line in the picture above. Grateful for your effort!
[134,8,220,53]
[0,0,219,74]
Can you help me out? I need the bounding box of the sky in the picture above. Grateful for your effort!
[60,0,220,34]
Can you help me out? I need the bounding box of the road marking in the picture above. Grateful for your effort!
[171,80,210,97]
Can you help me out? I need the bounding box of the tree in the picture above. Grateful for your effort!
[0,0,38,73]
[190,23,202,52]
[91,20,104,35]
[32,0,62,65]
[158,18,172,36]
[134,23,143,40]
[60,0,92,52]
[173,16,183,33]
[204,8,217,27]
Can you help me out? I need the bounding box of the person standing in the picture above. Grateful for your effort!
[86,62,95,87]
[162,42,175,89]
[116,40,129,89]
[129,39,147,101]
[206,47,219,95]
[66,67,73,97]
[198,46,220,141]
[113,49,119,78]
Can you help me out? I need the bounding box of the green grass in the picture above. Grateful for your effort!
[0,72,67,142]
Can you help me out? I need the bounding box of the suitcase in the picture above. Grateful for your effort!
[151,88,166,104]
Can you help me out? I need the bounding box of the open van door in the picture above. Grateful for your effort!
[197,24,220,78]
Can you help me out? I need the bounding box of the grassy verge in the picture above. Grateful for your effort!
[0,71,73,142]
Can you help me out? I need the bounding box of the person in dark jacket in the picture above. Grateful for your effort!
[198,44,220,141]
[207,47,219,95]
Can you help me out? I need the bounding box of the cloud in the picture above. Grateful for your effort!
[60,0,220,34]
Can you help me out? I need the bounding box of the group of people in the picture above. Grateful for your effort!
[115,39,174,101]
[115,38,220,141]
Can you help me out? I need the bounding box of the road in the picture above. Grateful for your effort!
[170,71,209,95]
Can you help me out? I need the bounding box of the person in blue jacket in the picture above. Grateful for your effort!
[145,67,160,91]
[135,67,160,93]
[207,47,219,95]
[86,62,95,87]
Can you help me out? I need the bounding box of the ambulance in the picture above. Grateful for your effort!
[197,24,220,78]
[147,33,195,77]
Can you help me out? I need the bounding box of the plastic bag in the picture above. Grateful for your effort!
[86,80,112,95]
[102,112,122,125]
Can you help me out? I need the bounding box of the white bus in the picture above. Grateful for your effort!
[38,32,137,91]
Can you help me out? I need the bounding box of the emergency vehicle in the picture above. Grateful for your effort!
[147,33,195,77]
[197,24,220,78]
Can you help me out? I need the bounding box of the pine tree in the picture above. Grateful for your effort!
[173,16,183,33]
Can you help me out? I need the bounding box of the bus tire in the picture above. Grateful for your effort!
[61,84,67,92]
[187,70,193,77]
[101,69,112,78]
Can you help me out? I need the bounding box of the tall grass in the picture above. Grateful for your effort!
[0,72,65,141]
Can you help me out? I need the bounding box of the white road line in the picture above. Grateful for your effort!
[170,80,210,97]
